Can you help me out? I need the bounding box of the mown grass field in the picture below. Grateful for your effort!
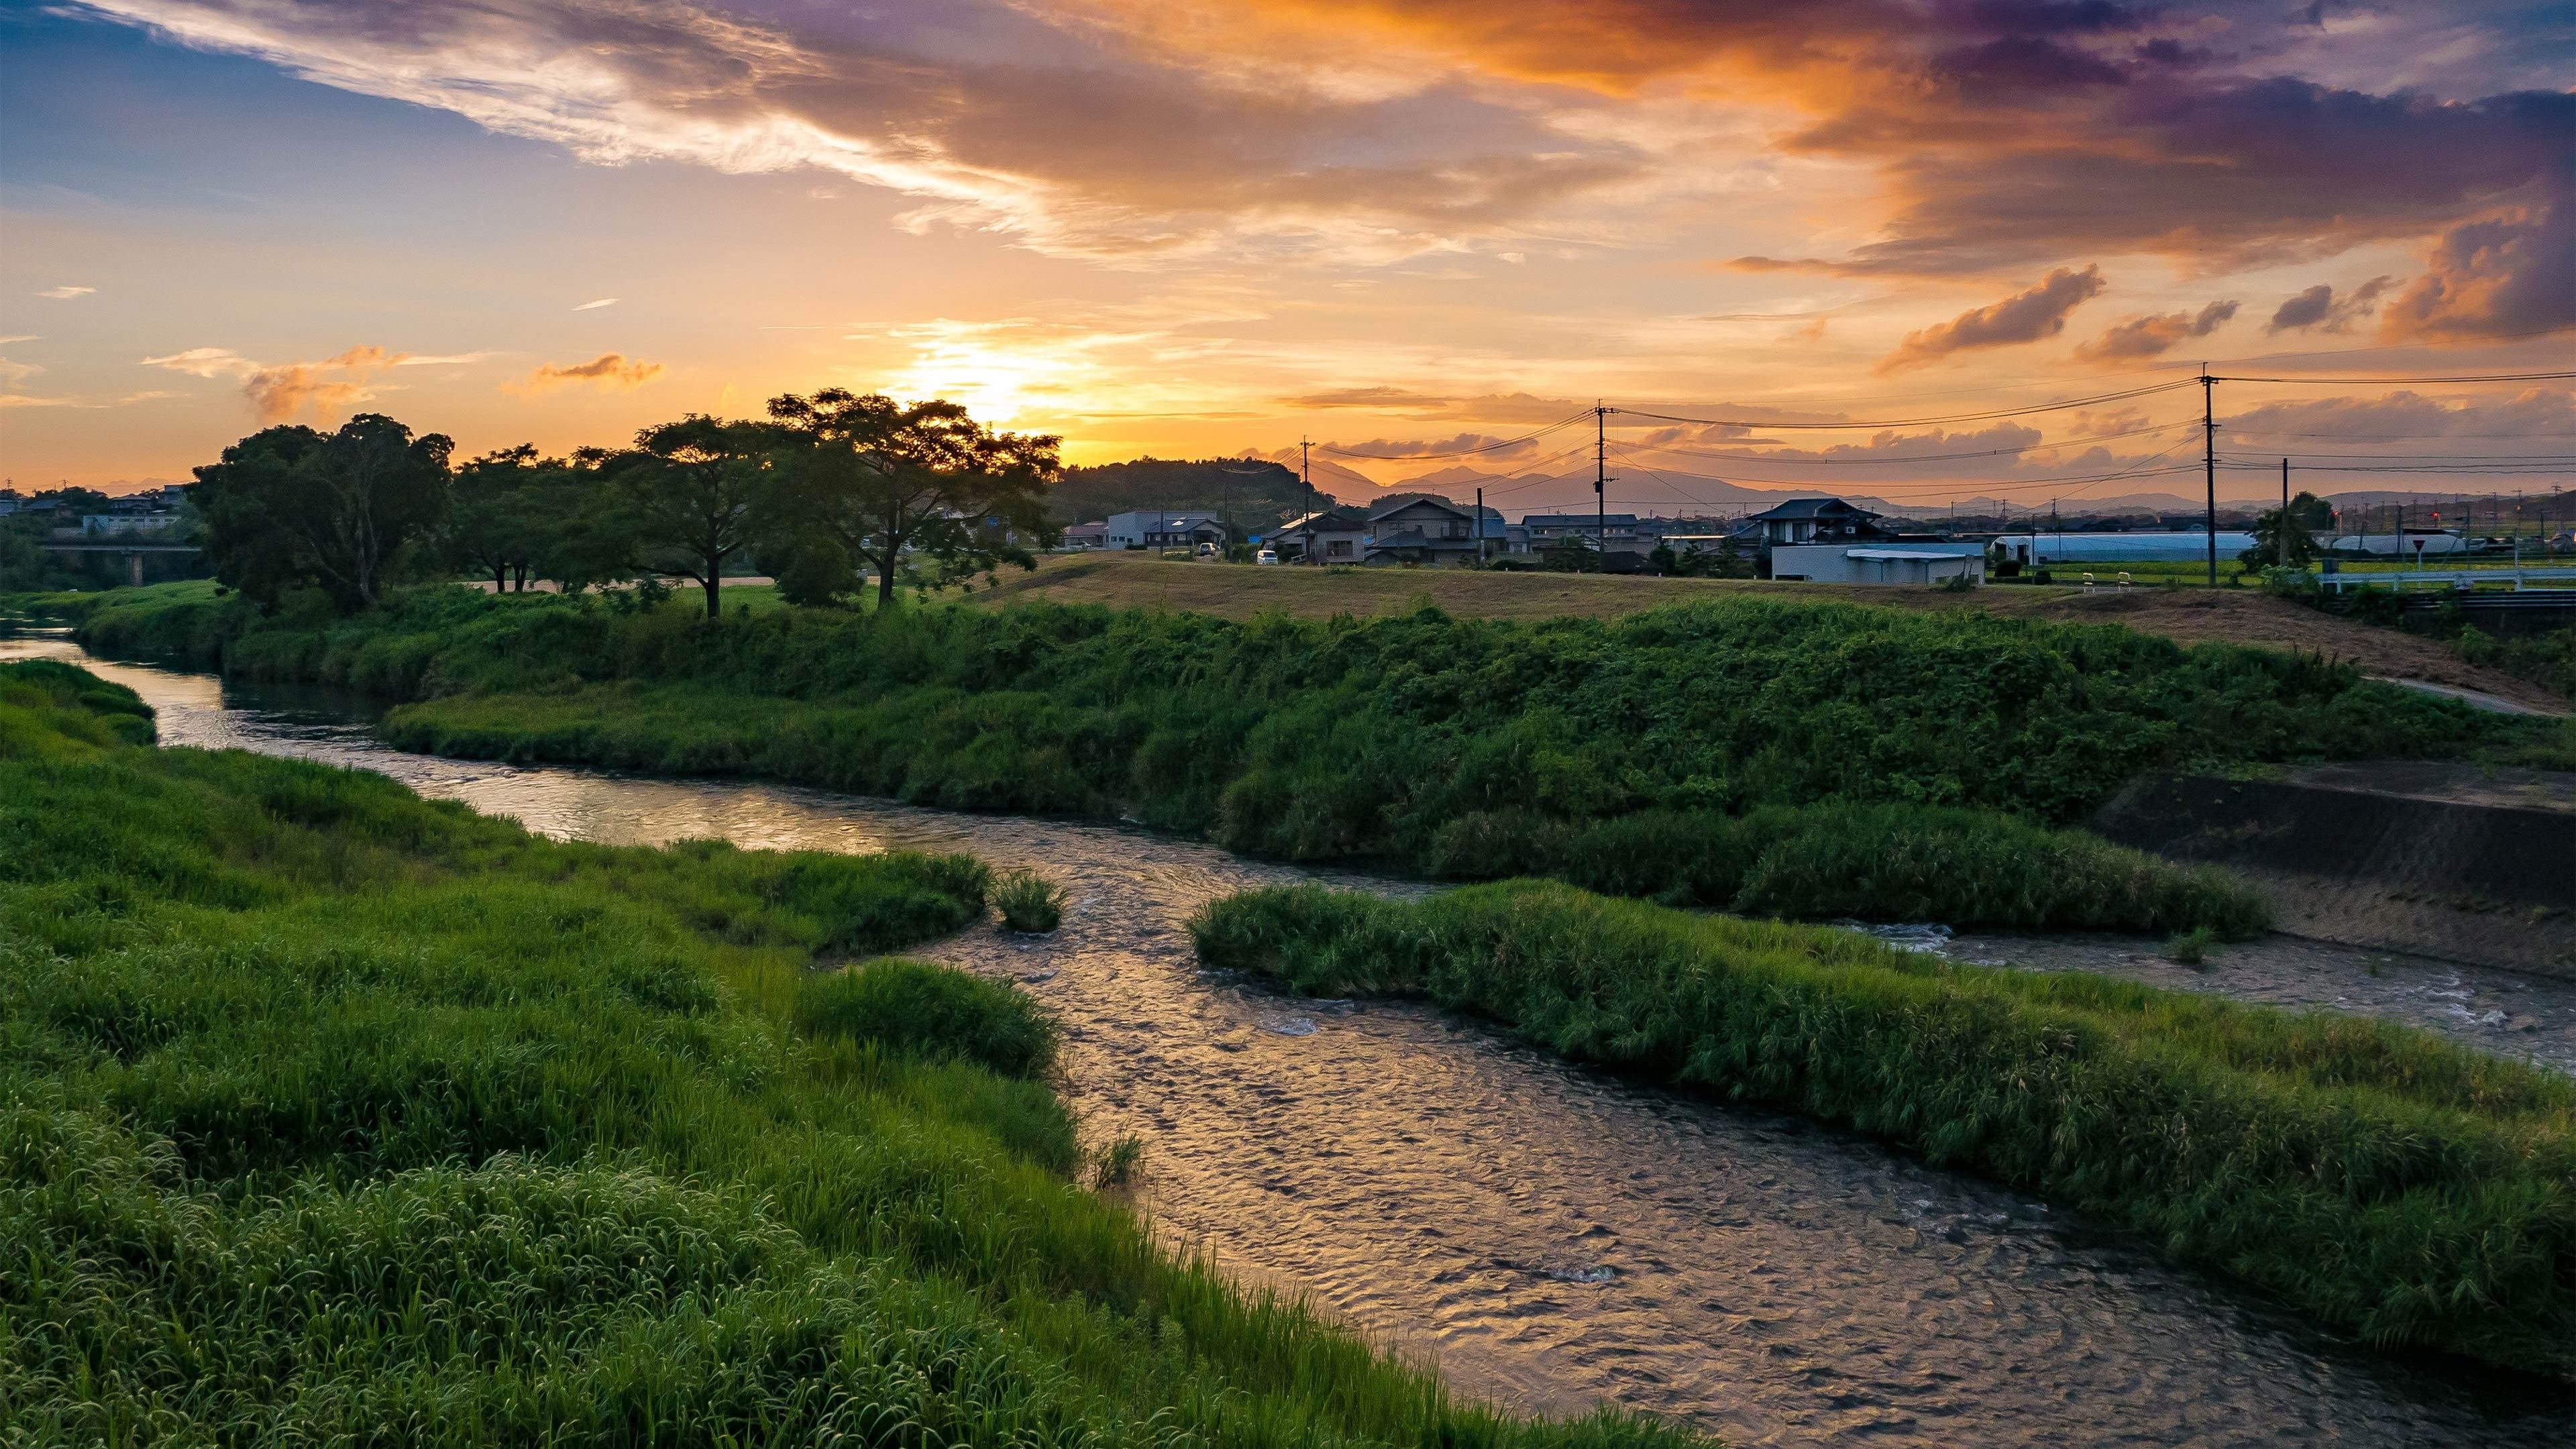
[979,555,2561,708]
[1191,880,2576,1379]
[0,658,1697,1448]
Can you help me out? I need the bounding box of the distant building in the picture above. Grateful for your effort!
[1363,497,1483,566]
[1520,512,1649,556]
[1272,509,1368,563]
[1742,497,1890,545]
[1769,542,1984,586]
[1104,511,1224,549]
[1060,521,1108,549]
[81,512,184,537]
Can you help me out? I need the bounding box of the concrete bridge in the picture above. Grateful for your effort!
[40,541,202,587]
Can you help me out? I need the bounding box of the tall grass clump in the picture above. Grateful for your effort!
[63,580,2539,930]
[795,957,1060,1078]
[1189,880,2576,1379]
[994,867,1070,932]
[0,661,1700,1449]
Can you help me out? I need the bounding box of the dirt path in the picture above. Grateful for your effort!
[977,555,2567,713]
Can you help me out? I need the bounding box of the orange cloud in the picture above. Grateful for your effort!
[2074,299,2237,362]
[244,345,402,424]
[507,354,664,394]
[1877,266,2104,372]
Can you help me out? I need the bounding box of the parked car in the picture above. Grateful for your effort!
[1256,549,1279,566]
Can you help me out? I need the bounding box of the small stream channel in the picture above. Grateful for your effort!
[11,633,2572,1446]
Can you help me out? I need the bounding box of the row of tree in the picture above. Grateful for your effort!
[192,389,1060,617]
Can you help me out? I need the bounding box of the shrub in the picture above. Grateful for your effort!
[994,868,1069,932]
[2165,924,2220,964]
[1190,879,2576,1378]
[794,958,1059,1078]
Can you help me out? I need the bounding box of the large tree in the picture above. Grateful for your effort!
[439,445,620,594]
[767,389,1059,606]
[440,444,549,593]
[606,415,780,619]
[193,413,453,609]
[2242,490,2332,570]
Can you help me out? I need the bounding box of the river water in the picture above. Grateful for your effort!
[10,635,2572,1446]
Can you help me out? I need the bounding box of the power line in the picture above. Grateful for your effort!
[1609,380,2193,431]
[1623,417,2200,467]
[2208,369,2576,385]
[1313,409,1592,461]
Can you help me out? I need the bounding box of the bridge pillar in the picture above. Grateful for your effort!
[127,551,145,588]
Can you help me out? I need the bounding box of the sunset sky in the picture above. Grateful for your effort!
[3,0,2569,513]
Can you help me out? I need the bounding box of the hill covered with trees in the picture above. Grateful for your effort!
[1047,457,1326,530]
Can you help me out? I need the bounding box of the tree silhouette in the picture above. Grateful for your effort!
[607,415,780,619]
[193,413,452,609]
[768,389,1058,607]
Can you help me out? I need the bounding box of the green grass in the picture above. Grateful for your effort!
[1189,880,2576,1379]
[994,868,1071,933]
[0,660,1699,1448]
[51,580,2545,932]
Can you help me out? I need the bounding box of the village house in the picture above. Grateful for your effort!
[1103,511,1225,550]
[1741,496,1891,545]
[1271,509,1369,563]
[1520,512,1650,558]
[1362,496,1485,566]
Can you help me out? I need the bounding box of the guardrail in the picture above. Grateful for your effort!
[2321,566,2576,593]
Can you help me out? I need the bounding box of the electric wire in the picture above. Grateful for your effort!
[1608,380,2194,431]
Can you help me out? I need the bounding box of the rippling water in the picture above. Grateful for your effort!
[11,634,2571,1446]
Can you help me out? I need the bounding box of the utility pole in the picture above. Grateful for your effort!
[1299,437,1312,565]
[1476,486,1487,566]
[2200,370,2218,587]
[1595,404,1611,570]
[2279,458,2290,569]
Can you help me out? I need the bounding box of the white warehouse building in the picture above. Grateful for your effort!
[1768,542,1985,586]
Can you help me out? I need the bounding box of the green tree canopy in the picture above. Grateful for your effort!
[439,445,623,596]
[767,389,1059,606]
[193,413,453,609]
[604,416,779,619]
[2242,490,2331,570]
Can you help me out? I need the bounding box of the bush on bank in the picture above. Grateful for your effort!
[58,580,2531,931]
[1189,881,2576,1379]
[0,661,1690,1448]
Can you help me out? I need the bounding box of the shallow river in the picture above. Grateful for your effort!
[11,635,2573,1446]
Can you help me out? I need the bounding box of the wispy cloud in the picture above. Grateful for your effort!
[395,350,499,366]
[0,334,40,345]
[0,394,80,409]
[506,352,663,393]
[145,343,406,422]
[35,285,95,300]
[141,346,262,379]
[0,357,42,385]
[1877,266,2105,372]
[572,298,620,311]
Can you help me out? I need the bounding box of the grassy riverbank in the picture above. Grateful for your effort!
[0,659,1693,1447]
[1191,881,2576,1379]
[38,578,2563,931]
